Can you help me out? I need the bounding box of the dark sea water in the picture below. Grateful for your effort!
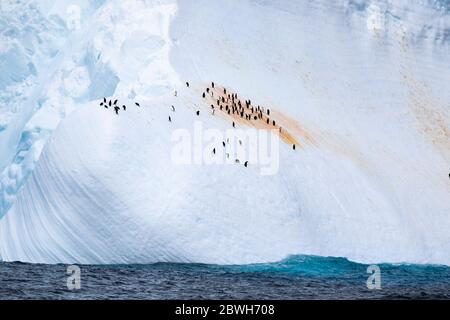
[0,255,449,300]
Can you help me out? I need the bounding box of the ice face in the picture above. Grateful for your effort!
[0,0,449,265]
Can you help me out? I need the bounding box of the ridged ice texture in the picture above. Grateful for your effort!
[0,0,449,265]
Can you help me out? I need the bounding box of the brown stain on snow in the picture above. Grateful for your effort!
[197,84,319,149]
[402,70,450,158]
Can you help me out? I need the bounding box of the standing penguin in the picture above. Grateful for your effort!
[114,99,118,105]
[171,105,175,112]
[244,161,248,167]
[114,106,120,115]
[202,92,206,98]
[109,100,112,107]
[169,116,172,122]
[123,105,127,111]
[232,121,235,128]
[293,144,296,150]
[213,148,216,154]
[196,110,200,116]
[186,82,190,87]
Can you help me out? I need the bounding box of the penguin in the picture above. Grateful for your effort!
[222,141,226,147]
[266,118,269,124]
[104,104,108,109]
[232,121,235,128]
[123,105,127,111]
[273,120,276,126]
[220,105,223,110]
[222,97,225,103]
[186,82,190,87]
[169,116,172,122]
[293,144,296,150]
[174,90,177,97]
[196,110,200,116]
[109,100,112,107]
[239,140,242,145]
[114,99,118,105]
[213,148,216,154]
[206,88,210,93]
[267,109,270,116]
[135,102,140,107]
[171,105,175,112]
[244,161,248,167]
[224,88,227,94]
[202,92,206,98]
[235,159,240,164]
[114,106,120,115]
[103,97,107,103]
[212,82,215,88]
[254,116,257,120]
[217,99,220,106]
[100,102,104,106]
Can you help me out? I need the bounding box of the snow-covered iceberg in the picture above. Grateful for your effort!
[0,0,449,265]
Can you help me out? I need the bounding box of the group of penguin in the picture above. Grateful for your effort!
[199,81,296,151]
[178,81,296,168]
[99,97,141,115]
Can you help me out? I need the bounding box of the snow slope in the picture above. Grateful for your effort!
[0,0,449,265]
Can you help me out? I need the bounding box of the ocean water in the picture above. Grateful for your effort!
[0,255,449,299]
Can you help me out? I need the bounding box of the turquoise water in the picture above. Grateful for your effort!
[1,255,449,299]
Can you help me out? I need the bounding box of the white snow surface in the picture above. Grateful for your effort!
[0,0,449,265]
